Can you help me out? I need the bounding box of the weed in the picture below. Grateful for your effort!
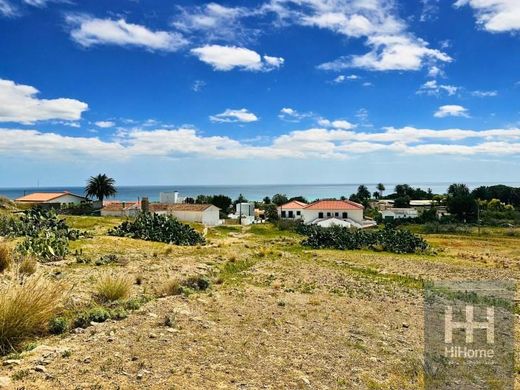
[95,273,132,303]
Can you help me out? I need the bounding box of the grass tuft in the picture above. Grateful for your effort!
[95,273,132,303]
[0,276,65,354]
[0,244,12,273]
[18,256,37,276]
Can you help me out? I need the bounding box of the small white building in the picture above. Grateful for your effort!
[381,208,419,219]
[16,192,87,206]
[167,204,221,226]
[159,191,186,204]
[235,202,255,217]
[101,201,140,217]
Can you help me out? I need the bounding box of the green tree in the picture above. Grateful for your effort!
[376,183,385,198]
[234,194,248,205]
[211,195,232,212]
[85,174,117,203]
[272,193,289,206]
[447,183,477,222]
[264,204,279,221]
[394,196,411,208]
[288,196,308,204]
[263,196,271,204]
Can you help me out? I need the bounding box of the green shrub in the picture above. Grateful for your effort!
[302,225,428,254]
[49,316,70,334]
[17,231,69,261]
[74,306,111,328]
[108,212,205,246]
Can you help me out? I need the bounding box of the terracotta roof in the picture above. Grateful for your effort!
[278,200,308,209]
[168,204,218,212]
[304,199,364,210]
[102,202,139,211]
[16,192,85,203]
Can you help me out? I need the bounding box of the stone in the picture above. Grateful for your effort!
[34,365,47,373]
[3,359,21,366]
[0,376,11,388]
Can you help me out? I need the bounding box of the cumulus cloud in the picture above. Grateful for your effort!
[454,0,520,32]
[0,79,88,124]
[66,15,188,52]
[95,121,115,128]
[434,105,470,118]
[417,80,459,96]
[210,108,259,123]
[2,125,520,161]
[317,118,356,130]
[332,74,359,83]
[191,45,284,71]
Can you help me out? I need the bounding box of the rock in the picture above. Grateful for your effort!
[148,313,158,319]
[34,365,47,373]
[137,372,144,380]
[0,376,11,388]
[402,323,409,329]
[3,359,21,366]
[149,333,157,339]
[83,357,92,364]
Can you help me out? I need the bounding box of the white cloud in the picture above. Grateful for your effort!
[319,34,451,71]
[454,0,520,32]
[0,0,16,16]
[0,79,88,124]
[67,15,188,52]
[434,105,470,118]
[278,107,313,122]
[427,65,444,77]
[95,121,115,128]
[210,108,259,123]
[172,3,257,43]
[192,80,206,92]
[191,45,284,71]
[471,90,498,97]
[23,0,65,7]
[2,125,520,161]
[333,74,359,83]
[265,0,450,72]
[418,80,459,96]
[317,118,356,130]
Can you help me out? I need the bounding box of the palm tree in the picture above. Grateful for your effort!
[85,174,117,203]
[376,183,385,198]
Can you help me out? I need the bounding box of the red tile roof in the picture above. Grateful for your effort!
[16,192,85,203]
[304,199,364,210]
[168,204,218,212]
[278,200,308,209]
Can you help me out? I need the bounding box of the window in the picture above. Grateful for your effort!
[296,211,301,216]
[318,212,324,218]
[327,212,331,217]
[281,211,286,218]
[334,212,339,217]
[288,211,294,218]
[342,212,348,218]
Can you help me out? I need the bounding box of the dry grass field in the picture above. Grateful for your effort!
[1,215,520,389]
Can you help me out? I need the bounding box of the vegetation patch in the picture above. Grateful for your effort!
[95,273,133,303]
[302,225,429,254]
[0,276,65,354]
[108,212,205,246]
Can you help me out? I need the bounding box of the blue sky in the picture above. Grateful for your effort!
[0,0,519,186]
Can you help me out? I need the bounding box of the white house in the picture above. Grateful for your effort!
[381,208,419,220]
[278,199,376,229]
[235,202,255,217]
[159,191,186,204]
[16,192,87,206]
[167,204,221,226]
[277,200,307,219]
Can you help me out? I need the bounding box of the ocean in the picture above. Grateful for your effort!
[1,182,518,202]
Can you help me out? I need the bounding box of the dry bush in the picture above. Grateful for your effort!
[95,273,132,302]
[0,276,64,354]
[0,244,12,273]
[18,256,37,276]
[159,278,182,297]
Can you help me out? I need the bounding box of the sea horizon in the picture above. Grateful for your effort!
[2,181,519,202]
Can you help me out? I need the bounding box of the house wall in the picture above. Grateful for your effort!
[202,207,221,226]
[302,209,363,223]
[277,207,304,219]
[48,194,85,205]
[168,206,220,226]
[381,209,418,219]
